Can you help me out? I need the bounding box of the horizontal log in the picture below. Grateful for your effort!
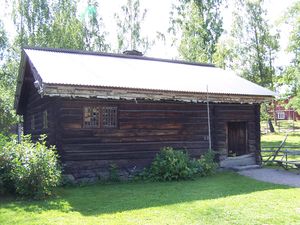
[63,148,208,161]
[63,140,208,150]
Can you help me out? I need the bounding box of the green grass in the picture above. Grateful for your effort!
[261,132,300,147]
[1,172,300,225]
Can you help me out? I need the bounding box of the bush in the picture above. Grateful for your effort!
[139,147,218,181]
[197,151,218,177]
[0,133,9,149]
[0,135,61,199]
[0,133,11,194]
[146,147,197,181]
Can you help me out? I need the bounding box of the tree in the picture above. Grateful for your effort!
[280,1,300,112]
[0,22,18,134]
[115,0,152,53]
[227,0,280,131]
[212,39,236,69]
[0,21,8,60]
[81,0,110,52]
[169,0,224,63]
[12,0,51,48]
[48,0,86,50]
[12,0,110,51]
[229,0,279,89]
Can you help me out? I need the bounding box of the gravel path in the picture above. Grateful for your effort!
[238,168,300,187]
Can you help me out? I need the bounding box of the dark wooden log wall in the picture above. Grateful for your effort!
[58,99,210,163]
[22,88,260,168]
[56,99,260,163]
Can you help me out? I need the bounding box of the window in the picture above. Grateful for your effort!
[83,107,100,128]
[83,106,118,128]
[43,110,48,129]
[277,111,285,120]
[31,115,35,130]
[102,107,118,128]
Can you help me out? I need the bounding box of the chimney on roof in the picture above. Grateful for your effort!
[123,50,143,56]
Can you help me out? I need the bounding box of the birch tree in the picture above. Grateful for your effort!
[169,0,224,63]
[115,0,152,53]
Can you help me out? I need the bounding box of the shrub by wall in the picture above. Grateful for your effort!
[197,151,218,177]
[0,135,61,199]
[142,147,218,181]
[0,133,9,149]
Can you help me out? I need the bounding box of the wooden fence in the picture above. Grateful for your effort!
[261,146,300,169]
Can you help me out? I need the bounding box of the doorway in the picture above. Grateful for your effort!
[227,122,247,156]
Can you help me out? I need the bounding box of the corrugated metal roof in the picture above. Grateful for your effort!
[24,48,275,97]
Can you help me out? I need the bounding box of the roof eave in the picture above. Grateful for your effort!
[42,83,274,104]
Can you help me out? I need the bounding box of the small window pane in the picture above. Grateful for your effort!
[277,111,285,120]
[84,107,100,128]
[102,107,117,128]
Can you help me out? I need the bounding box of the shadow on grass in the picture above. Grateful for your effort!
[0,172,291,217]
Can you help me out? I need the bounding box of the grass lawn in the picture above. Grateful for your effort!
[1,172,300,225]
[261,132,300,147]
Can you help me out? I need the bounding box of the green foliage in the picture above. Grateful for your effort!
[0,133,10,150]
[115,0,153,53]
[212,40,235,69]
[81,0,110,52]
[0,133,10,194]
[108,164,120,182]
[228,0,279,89]
[0,60,18,135]
[197,151,218,177]
[12,0,51,47]
[0,20,8,60]
[170,0,224,63]
[288,95,300,113]
[279,1,300,112]
[0,20,17,135]
[48,0,86,50]
[141,147,217,181]
[0,135,61,199]
[11,0,109,51]
[147,147,195,181]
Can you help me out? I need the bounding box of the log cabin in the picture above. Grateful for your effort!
[14,47,275,179]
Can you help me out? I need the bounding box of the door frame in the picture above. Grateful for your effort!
[226,121,248,157]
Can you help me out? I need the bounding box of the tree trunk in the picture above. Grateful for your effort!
[268,118,275,133]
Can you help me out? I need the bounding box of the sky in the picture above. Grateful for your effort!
[0,0,297,66]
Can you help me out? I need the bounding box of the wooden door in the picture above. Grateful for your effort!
[228,122,247,156]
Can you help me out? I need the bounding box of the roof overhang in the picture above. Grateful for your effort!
[43,83,274,104]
